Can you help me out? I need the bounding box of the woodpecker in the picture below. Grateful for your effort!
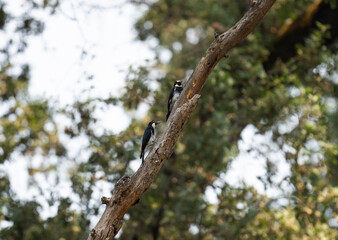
[140,120,160,163]
[166,80,183,120]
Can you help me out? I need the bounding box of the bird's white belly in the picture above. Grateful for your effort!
[149,133,156,145]
[169,92,180,112]
[173,92,180,102]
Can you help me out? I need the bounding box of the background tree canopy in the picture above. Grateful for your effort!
[0,0,337,239]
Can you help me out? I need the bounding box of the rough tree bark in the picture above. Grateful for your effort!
[87,0,276,239]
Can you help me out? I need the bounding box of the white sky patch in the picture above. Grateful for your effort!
[324,97,337,113]
[1,154,31,200]
[186,27,204,45]
[0,151,84,219]
[189,224,199,235]
[93,104,131,134]
[134,102,151,119]
[129,158,142,172]
[158,47,173,64]
[204,186,220,205]
[32,172,59,219]
[224,152,266,194]
[278,114,299,135]
[22,2,155,107]
[223,124,291,198]
[314,58,338,84]
[173,41,183,52]
[0,99,16,117]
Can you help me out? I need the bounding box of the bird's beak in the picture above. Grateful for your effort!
[155,121,161,125]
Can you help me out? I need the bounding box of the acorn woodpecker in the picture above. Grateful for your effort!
[166,80,183,120]
[140,120,160,163]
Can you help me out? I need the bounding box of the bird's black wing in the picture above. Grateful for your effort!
[140,127,152,158]
[167,87,174,111]
[166,88,175,120]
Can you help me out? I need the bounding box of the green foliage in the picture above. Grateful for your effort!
[0,0,338,239]
[0,198,88,240]
[0,64,65,163]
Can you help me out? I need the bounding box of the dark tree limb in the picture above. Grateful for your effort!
[264,0,338,71]
[87,1,276,239]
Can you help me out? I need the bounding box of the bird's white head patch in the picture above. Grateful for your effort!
[175,80,182,87]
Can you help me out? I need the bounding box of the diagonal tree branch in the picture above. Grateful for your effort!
[87,1,276,239]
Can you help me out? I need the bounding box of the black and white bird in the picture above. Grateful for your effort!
[140,120,160,163]
[166,80,183,120]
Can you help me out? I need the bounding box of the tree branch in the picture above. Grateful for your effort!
[87,1,276,239]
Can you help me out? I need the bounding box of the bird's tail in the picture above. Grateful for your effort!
[140,152,144,163]
[166,111,171,121]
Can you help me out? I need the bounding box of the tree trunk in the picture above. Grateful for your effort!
[87,0,276,239]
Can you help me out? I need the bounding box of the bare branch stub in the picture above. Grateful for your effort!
[101,196,111,205]
[88,1,276,239]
